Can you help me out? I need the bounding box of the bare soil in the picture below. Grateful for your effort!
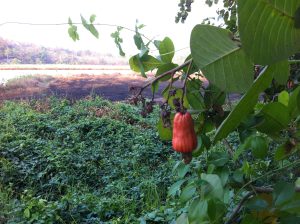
[0,73,169,102]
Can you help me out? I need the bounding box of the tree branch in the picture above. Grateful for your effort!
[223,139,234,157]
[133,59,193,97]
[226,186,300,224]
[225,192,254,224]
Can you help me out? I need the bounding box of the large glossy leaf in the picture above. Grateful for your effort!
[238,0,300,65]
[256,102,290,134]
[186,78,205,110]
[201,174,223,200]
[129,54,163,77]
[214,66,274,142]
[157,117,172,141]
[190,25,253,93]
[168,179,186,197]
[159,37,175,63]
[272,60,290,85]
[273,182,295,207]
[180,185,196,203]
[155,63,178,82]
[188,199,208,222]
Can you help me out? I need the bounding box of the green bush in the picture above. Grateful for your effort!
[0,97,177,223]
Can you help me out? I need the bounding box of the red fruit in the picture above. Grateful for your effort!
[172,112,197,153]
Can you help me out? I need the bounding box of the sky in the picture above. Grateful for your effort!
[0,0,221,58]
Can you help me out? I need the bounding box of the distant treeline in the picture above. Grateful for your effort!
[0,37,128,65]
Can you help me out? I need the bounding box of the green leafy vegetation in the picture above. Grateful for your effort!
[2,0,300,223]
[0,97,178,223]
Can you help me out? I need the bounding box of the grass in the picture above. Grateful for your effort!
[0,97,178,223]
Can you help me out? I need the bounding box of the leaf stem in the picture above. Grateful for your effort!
[181,60,193,111]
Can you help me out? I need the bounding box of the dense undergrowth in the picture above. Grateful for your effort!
[0,97,178,223]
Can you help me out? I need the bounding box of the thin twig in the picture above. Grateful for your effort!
[225,192,254,224]
[253,186,300,193]
[166,72,175,103]
[236,159,300,200]
[213,159,300,224]
[134,59,193,97]
[181,60,193,111]
[226,186,300,224]
[223,139,234,157]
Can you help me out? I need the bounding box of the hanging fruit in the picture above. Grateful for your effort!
[172,111,197,163]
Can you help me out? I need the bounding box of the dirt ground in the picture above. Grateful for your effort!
[0,73,171,102]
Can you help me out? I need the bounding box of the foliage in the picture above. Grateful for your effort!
[13,0,300,223]
[0,97,178,223]
[115,0,300,223]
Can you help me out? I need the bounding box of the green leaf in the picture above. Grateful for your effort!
[288,86,300,118]
[151,81,159,94]
[168,179,186,197]
[233,169,244,183]
[176,213,189,224]
[250,136,268,159]
[201,174,223,200]
[234,135,252,160]
[274,144,286,161]
[154,40,161,49]
[208,152,229,167]
[180,185,196,203]
[159,37,175,63]
[273,182,295,207]
[281,217,300,224]
[157,117,172,141]
[139,44,149,58]
[216,167,230,187]
[88,24,99,39]
[188,199,208,222]
[111,27,125,56]
[89,14,96,23]
[214,65,274,142]
[246,197,269,211]
[129,55,163,75]
[207,199,227,220]
[238,0,300,65]
[176,162,190,178]
[68,17,73,26]
[68,25,79,41]
[241,215,262,224]
[155,63,178,82]
[163,88,189,109]
[278,91,290,106]
[273,60,290,85]
[134,34,144,50]
[280,198,300,213]
[186,79,205,110]
[81,14,89,29]
[190,24,253,93]
[204,84,226,108]
[192,135,205,157]
[81,14,99,38]
[256,102,290,134]
[24,208,30,218]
